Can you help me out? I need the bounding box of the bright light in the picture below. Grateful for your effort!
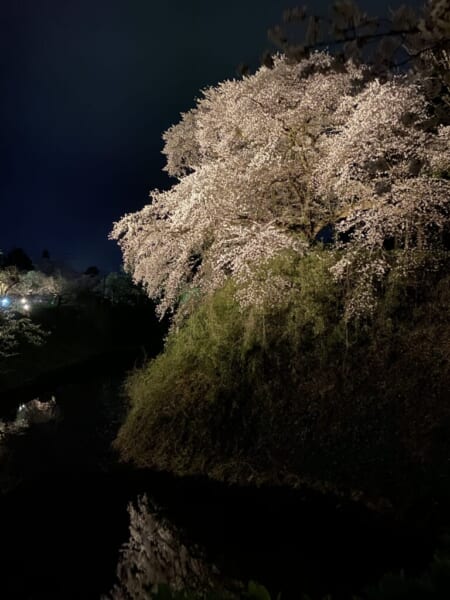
[1,297,10,308]
[23,303,30,311]
[21,297,27,304]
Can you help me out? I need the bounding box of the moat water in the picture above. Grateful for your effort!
[0,368,436,599]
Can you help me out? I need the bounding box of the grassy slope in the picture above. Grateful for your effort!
[115,250,450,513]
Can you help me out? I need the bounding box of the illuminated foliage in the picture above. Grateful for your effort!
[0,268,57,357]
[112,48,449,320]
[0,312,46,358]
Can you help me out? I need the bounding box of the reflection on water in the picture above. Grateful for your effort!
[0,377,438,599]
[0,395,61,494]
[108,495,224,599]
[16,396,60,425]
[0,396,60,439]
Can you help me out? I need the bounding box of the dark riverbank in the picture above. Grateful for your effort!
[0,298,166,412]
[0,346,146,418]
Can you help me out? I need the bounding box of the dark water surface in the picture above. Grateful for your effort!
[0,367,437,599]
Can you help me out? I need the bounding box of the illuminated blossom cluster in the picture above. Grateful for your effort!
[112,52,449,319]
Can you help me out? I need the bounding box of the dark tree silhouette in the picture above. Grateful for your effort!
[5,248,34,271]
[262,0,449,124]
[84,265,100,277]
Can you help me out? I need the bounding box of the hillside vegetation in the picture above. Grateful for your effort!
[112,1,450,513]
[116,249,450,511]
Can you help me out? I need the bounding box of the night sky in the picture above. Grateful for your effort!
[1,0,422,273]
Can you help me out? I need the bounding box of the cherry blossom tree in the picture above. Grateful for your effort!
[14,270,63,297]
[112,53,360,316]
[112,41,449,322]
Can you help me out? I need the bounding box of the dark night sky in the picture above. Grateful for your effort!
[1,0,422,273]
